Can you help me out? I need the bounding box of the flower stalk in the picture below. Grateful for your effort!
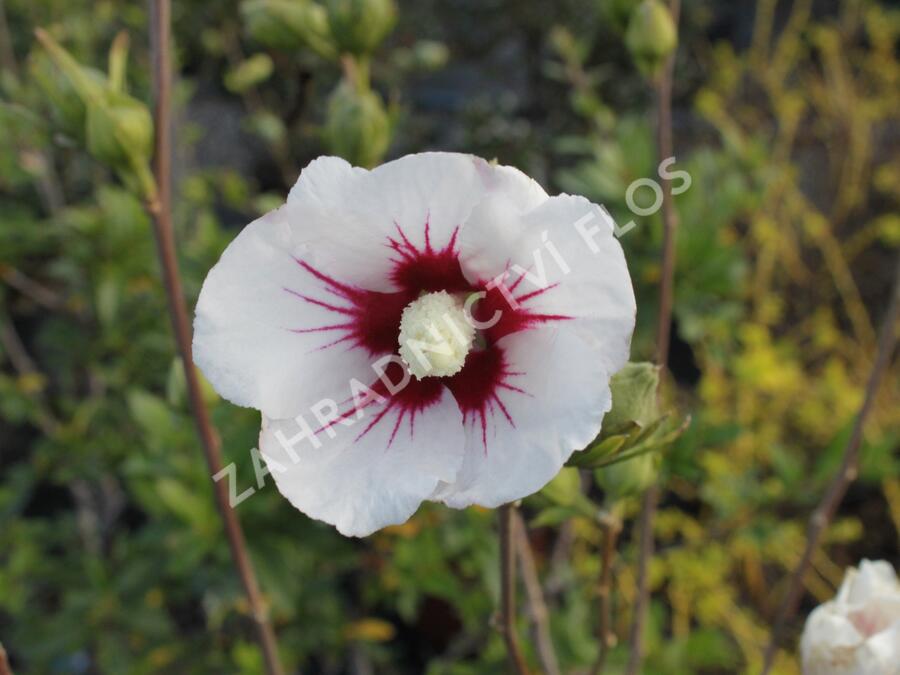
[513,509,561,675]
[499,504,531,675]
[0,642,12,675]
[627,1,681,673]
[147,2,284,673]
[589,512,622,675]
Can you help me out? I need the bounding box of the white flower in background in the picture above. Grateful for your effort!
[801,559,900,675]
[193,152,635,536]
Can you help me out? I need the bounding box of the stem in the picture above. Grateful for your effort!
[0,0,17,74]
[589,513,622,675]
[760,262,900,675]
[147,3,285,674]
[627,2,680,674]
[499,504,531,675]
[513,509,561,675]
[340,53,371,92]
[0,642,11,675]
[0,316,60,436]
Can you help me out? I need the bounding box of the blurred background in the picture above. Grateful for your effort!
[1,0,898,673]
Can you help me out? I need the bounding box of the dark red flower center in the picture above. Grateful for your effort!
[285,221,569,446]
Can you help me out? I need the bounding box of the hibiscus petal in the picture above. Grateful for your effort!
[435,326,612,508]
[258,383,465,536]
[459,182,635,375]
[194,153,491,419]
[193,205,389,419]
[287,152,489,293]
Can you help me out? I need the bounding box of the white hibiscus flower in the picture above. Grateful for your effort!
[801,559,900,675]
[193,152,636,536]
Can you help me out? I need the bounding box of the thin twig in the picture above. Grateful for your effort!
[0,319,38,376]
[589,513,622,675]
[513,509,561,675]
[0,0,17,74]
[627,2,681,674]
[0,267,68,312]
[499,504,531,675]
[0,316,60,436]
[147,3,284,674]
[544,519,575,599]
[652,0,681,370]
[760,262,900,675]
[0,642,12,675]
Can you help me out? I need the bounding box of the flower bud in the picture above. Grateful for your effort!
[801,560,900,673]
[35,29,154,185]
[324,0,397,55]
[241,0,336,59]
[85,92,153,171]
[596,451,658,501]
[323,80,391,168]
[30,52,105,140]
[602,362,660,436]
[625,0,677,78]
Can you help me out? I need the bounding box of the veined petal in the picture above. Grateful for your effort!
[194,152,492,419]
[258,381,466,537]
[459,184,636,375]
[435,326,612,508]
[193,205,382,419]
[287,152,489,293]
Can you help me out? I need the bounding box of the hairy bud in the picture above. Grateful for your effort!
[324,0,397,55]
[625,0,677,79]
[323,80,391,168]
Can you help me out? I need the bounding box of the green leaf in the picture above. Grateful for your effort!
[567,434,628,468]
[224,53,274,94]
[530,505,580,528]
[127,389,174,441]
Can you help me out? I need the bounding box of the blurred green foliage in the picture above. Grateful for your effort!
[1,1,898,674]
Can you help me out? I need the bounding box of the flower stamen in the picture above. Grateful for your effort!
[398,291,475,379]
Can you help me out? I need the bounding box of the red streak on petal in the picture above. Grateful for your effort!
[281,219,572,449]
[354,361,445,445]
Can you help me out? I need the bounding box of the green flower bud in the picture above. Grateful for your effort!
[241,0,336,59]
[324,0,396,55]
[602,361,660,435]
[625,0,677,78]
[85,92,153,171]
[323,80,391,168]
[30,50,106,140]
[35,29,155,196]
[596,451,658,501]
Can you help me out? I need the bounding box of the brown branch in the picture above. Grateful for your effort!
[499,504,531,675]
[589,513,622,675]
[544,519,575,599]
[760,261,900,675]
[0,267,68,312]
[513,509,561,675]
[0,642,12,675]
[147,3,284,674]
[0,316,60,436]
[0,0,17,75]
[627,2,681,674]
